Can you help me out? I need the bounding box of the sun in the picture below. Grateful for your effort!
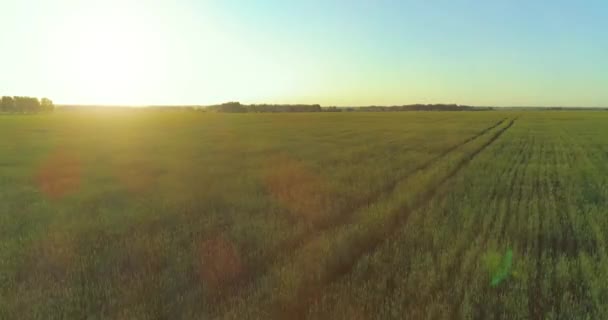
[45,5,169,105]
[41,1,301,106]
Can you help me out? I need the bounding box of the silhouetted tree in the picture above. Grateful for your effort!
[1,96,54,113]
[41,98,54,112]
[14,96,41,113]
[213,102,246,113]
[353,104,484,112]
[1,96,15,112]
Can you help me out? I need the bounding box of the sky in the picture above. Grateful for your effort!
[0,0,607,106]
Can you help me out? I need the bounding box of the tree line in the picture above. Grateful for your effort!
[207,102,322,113]
[347,104,492,112]
[205,102,491,113]
[0,96,54,113]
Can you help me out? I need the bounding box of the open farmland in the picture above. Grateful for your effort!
[1,110,608,319]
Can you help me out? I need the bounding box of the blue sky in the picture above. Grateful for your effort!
[0,0,607,106]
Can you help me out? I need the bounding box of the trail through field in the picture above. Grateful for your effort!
[212,118,511,303]
[306,114,608,319]
[266,118,510,248]
[294,118,518,318]
[220,118,518,319]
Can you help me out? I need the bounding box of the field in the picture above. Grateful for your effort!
[1,110,608,319]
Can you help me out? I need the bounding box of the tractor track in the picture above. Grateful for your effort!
[450,124,530,319]
[212,118,510,302]
[278,118,518,319]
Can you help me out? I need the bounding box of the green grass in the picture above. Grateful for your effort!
[1,110,608,319]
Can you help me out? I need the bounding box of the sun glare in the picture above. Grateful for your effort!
[46,5,169,105]
[40,1,305,106]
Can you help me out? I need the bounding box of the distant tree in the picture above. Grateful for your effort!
[1,96,15,112]
[0,96,54,113]
[14,96,41,113]
[31,97,37,112]
[354,104,480,112]
[14,97,25,113]
[31,97,42,113]
[13,97,23,112]
[213,102,246,113]
[41,98,54,112]
[245,103,322,113]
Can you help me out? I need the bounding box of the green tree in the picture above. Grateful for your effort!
[1,96,15,112]
[14,96,24,112]
[41,98,54,112]
[14,96,41,113]
[29,97,41,113]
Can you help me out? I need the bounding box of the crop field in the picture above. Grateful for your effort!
[1,110,608,319]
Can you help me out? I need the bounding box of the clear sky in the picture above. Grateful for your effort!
[1,0,607,106]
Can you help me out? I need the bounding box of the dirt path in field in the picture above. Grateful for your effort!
[278,118,518,319]
[214,118,511,301]
[410,118,524,319]
[530,134,547,319]
[447,127,530,319]
[282,117,510,239]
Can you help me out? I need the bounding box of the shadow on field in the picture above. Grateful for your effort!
[112,161,162,195]
[263,154,332,225]
[18,230,76,287]
[199,235,244,291]
[35,148,82,199]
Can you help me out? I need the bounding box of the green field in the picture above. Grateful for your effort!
[2,110,608,319]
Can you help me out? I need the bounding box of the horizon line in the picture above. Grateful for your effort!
[56,103,608,109]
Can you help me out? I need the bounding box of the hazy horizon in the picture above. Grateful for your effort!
[1,0,607,107]
[55,103,607,109]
